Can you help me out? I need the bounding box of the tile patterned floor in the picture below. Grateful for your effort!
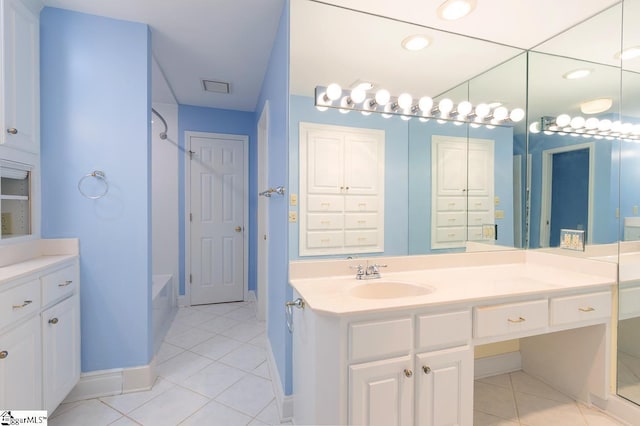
[51,300,627,425]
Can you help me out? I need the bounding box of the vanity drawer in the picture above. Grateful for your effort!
[345,196,377,212]
[437,197,465,211]
[0,279,41,328]
[345,213,378,229]
[306,231,344,249]
[619,286,640,320]
[474,299,548,339]
[41,264,78,306]
[349,317,412,361]
[307,195,344,212]
[307,213,344,230]
[436,212,465,227]
[417,310,471,351]
[550,291,611,326]
[435,227,465,243]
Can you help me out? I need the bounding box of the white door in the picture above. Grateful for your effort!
[257,104,269,321]
[189,133,247,305]
[349,356,414,426]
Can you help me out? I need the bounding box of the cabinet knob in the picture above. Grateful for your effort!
[7,128,18,135]
[0,351,7,359]
[404,369,413,378]
[49,318,59,325]
[58,280,73,287]
[12,300,32,309]
[422,365,431,374]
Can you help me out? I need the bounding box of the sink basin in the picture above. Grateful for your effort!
[349,281,433,299]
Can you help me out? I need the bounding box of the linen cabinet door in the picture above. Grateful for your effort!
[42,294,81,412]
[416,346,473,426]
[349,356,414,426]
[0,316,42,409]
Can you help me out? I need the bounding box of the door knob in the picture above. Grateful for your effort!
[7,128,17,135]
[235,226,242,232]
[49,318,59,325]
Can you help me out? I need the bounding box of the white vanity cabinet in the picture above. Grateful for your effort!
[0,0,40,154]
[0,257,80,412]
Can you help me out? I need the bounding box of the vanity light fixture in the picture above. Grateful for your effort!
[580,97,613,115]
[534,115,640,141]
[616,46,640,61]
[563,68,592,80]
[401,35,431,51]
[437,0,476,20]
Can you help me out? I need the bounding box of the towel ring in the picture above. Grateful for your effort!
[78,170,109,199]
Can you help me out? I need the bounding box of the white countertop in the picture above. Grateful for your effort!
[0,239,79,286]
[289,251,617,315]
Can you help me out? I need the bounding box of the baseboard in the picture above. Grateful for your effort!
[178,295,189,307]
[266,339,293,422]
[474,351,522,379]
[591,394,637,425]
[247,290,257,304]
[63,362,156,403]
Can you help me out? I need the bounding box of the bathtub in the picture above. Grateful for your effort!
[152,274,177,355]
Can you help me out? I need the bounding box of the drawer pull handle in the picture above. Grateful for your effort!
[507,316,526,323]
[58,280,73,287]
[13,300,33,309]
[404,369,413,378]
[422,366,431,374]
[0,351,7,359]
[579,306,595,312]
[49,318,59,325]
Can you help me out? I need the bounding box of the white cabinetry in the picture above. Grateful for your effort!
[299,122,385,256]
[1,0,40,154]
[0,258,80,411]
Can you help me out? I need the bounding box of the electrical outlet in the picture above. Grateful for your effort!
[288,211,298,223]
[634,205,639,215]
[495,210,505,219]
[290,194,298,206]
[494,196,500,206]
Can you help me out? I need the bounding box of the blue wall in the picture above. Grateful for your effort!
[255,1,291,395]
[288,95,409,259]
[177,105,257,295]
[40,8,152,371]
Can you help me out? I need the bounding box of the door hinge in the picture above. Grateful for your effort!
[189,274,192,283]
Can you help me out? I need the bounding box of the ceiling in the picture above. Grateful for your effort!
[43,0,625,113]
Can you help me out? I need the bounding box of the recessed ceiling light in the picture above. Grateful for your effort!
[437,0,476,21]
[563,69,592,80]
[580,97,613,114]
[202,79,230,94]
[401,34,431,51]
[615,46,640,60]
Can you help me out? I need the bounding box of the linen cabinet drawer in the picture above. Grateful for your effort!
[468,197,490,211]
[468,212,492,226]
[306,232,344,249]
[345,214,378,229]
[41,264,78,306]
[436,212,465,227]
[417,310,471,351]
[435,227,465,243]
[307,214,344,230]
[437,197,465,211]
[474,299,548,339]
[0,279,41,327]
[307,195,344,212]
[345,230,378,247]
[345,196,377,212]
[550,291,611,326]
[349,317,412,362]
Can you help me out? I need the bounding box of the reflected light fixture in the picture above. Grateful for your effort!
[563,69,592,80]
[580,97,612,115]
[401,35,430,51]
[616,46,640,61]
[534,115,639,141]
[437,0,476,20]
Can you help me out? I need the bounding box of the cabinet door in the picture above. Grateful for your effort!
[349,356,413,426]
[416,346,473,426]
[0,315,42,409]
[344,135,382,195]
[42,294,81,412]
[305,130,344,194]
[1,0,39,153]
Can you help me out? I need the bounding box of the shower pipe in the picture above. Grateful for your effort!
[151,108,168,140]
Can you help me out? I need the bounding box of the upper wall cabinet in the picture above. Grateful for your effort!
[299,122,385,256]
[1,0,40,154]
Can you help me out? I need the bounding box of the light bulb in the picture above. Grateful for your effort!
[326,83,342,101]
[612,120,623,133]
[418,97,433,113]
[529,122,541,133]
[556,114,571,127]
[598,119,612,131]
[585,118,599,130]
[621,123,634,134]
[375,89,391,106]
[493,106,508,121]
[439,98,453,116]
[316,92,329,112]
[454,120,464,126]
[475,103,490,119]
[361,98,374,116]
[457,101,472,117]
[570,116,585,129]
[401,109,412,121]
[382,103,393,118]
[509,108,525,122]
[350,88,366,104]
[398,93,413,110]
[339,96,352,114]
[470,122,481,128]
[633,125,640,135]
[419,117,430,123]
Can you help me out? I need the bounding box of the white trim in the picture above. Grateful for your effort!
[62,363,156,403]
[513,155,522,248]
[591,394,640,425]
[184,131,249,306]
[257,102,270,322]
[539,142,595,247]
[474,352,522,379]
[266,338,293,422]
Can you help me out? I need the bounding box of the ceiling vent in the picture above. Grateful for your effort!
[202,79,230,94]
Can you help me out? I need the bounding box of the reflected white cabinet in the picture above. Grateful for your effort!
[299,122,385,256]
[1,0,40,153]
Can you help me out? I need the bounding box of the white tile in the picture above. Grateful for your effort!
[578,404,625,426]
[108,416,141,425]
[173,308,199,321]
[190,335,244,360]
[223,307,257,322]
[477,373,512,389]
[193,303,242,315]
[49,400,122,426]
[100,377,174,414]
[180,361,247,398]
[180,400,253,426]
[247,420,269,426]
[248,333,267,348]
[155,341,185,364]
[215,374,275,417]
[128,386,208,426]
[510,371,573,403]
[50,400,85,419]
[219,344,267,372]
[474,381,518,421]
[255,400,281,425]
[164,327,215,349]
[473,410,520,426]
[515,392,585,426]
[252,361,271,379]
[156,351,213,383]
[195,316,241,334]
[220,321,265,342]
[165,320,194,338]
[173,309,217,327]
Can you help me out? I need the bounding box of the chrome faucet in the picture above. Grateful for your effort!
[351,261,387,280]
